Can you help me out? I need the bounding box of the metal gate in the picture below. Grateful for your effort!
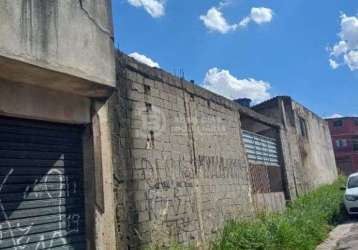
[242,130,279,167]
[0,116,86,249]
[242,130,285,212]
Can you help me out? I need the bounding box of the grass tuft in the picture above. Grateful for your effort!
[212,176,347,250]
[147,177,347,250]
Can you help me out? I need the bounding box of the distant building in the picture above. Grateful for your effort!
[326,117,358,175]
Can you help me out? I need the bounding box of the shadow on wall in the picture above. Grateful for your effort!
[110,55,140,249]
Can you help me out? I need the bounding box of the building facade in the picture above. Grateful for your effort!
[253,97,338,196]
[111,53,338,249]
[0,1,117,249]
[0,3,338,249]
[326,117,358,176]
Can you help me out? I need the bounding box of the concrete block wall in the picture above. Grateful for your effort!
[248,98,298,198]
[290,100,338,189]
[110,53,338,248]
[110,52,254,249]
[253,97,338,197]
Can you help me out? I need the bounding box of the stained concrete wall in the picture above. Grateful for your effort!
[0,0,115,97]
[110,53,339,248]
[0,2,117,249]
[0,78,90,124]
[111,52,256,249]
[254,97,338,196]
[290,99,338,189]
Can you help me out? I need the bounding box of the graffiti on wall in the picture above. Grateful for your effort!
[0,167,82,249]
[116,154,248,245]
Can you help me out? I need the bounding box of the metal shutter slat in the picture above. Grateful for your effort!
[0,116,86,249]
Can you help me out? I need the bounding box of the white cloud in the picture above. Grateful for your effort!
[325,113,344,119]
[202,67,271,104]
[200,7,237,34]
[329,59,340,69]
[250,7,274,24]
[331,41,348,57]
[129,52,160,68]
[218,0,232,9]
[339,14,358,49]
[127,0,165,18]
[329,13,358,71]
[239,7,274,27]
[239,17,251,27]
[200,5,274,33]
[344,50,358,71]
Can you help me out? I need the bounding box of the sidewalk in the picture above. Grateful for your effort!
[316,221,358,250]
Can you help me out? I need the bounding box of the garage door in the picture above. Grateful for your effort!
[0,116,86,249]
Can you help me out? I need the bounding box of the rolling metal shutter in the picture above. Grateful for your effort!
[0,116,86,250]
[242,130,280,167]
[243,130,285,211]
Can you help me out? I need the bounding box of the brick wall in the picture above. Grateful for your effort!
[110,52,254,249]
[327,117,358,176]
[290,100,337,189]
[252,98,300,198]
[109,53,338,249]
[254,97,338,196]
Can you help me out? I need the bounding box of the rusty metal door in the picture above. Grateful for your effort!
[242,130,286,212]
[0,116,86,249]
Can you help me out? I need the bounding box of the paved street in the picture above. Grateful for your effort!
[317,220,358,250]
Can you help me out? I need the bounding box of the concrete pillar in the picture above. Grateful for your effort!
[92,100,117,250]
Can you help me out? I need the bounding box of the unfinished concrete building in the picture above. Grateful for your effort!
[253,97,338,196]
[0,1,117,249]
[111,52,338,249]
[0,2,337,249]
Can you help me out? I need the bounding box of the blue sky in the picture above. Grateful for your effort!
[112,0,358,118]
